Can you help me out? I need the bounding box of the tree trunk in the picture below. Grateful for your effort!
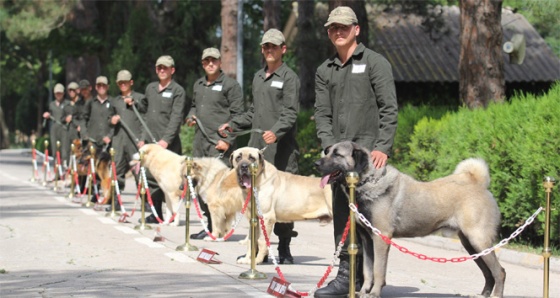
[263,0,281,30]
[296,0,317,109]
[459,0,505,108]
[221,0,238,79]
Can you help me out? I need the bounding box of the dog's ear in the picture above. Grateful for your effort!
[229,153,235,168]
[259,151,265,171]
[352,148,370,174]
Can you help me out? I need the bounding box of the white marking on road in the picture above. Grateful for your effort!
[135,237,165,248]
[97,217,117,224]
[164,252,196,263]
[80,209,98,216]
[114,226,139,234]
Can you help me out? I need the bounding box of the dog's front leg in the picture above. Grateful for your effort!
[359,229,374,296]
[370,236,390,297]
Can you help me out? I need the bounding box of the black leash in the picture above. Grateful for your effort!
[131,104,157,143]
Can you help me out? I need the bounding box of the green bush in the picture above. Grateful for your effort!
[404,83,560,246]
[296,109,322,176]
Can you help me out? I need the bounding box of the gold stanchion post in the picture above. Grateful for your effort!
[346,172,359,298]
[42,140,49,186]
[542,176,555,298]
[239,163,266,280]
[68,143,76,199]
[53,141,61,191]
[176,156,197,251]
[135,151,152,231]
[105,148,121,218]
[30,139,37,182]
[83,146,96,207]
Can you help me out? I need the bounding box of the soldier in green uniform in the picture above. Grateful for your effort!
[313,7,398,297]
[219,29,300,264]
[108,70,145,211]
[186,47,244,239]
[83,76,115,151]
[137,55,189,224]
[62,81,84,166]
[43,83,70,166]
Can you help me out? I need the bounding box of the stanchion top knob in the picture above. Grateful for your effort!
[90,145,96,154]
[56,140,60,147]
[44,140,49,146]
[346,172,359,186]
[250,163,258,175]
[32,139,36,146]
[139,151,144,162]
[110,147,115,157]
[185,156,193,166]
[543,176,556,189]
[71,143,75,150]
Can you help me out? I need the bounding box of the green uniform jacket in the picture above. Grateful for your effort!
[111,91,146,145]
[139,80,189,154]
[230,63,300,173]
[62,97,86,142]
[314,43,398,154]
[189,71,244,158]
[83,97,115,145]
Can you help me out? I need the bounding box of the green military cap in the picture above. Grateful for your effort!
[116,70,132,82]
[202,47,221,60]
[260,28,285,46]
[67,82,79,90]
[156,55,175,67]
[54,83,65,93]
[324,6,358,27]
[96,76,108,85]
[79,79,91,88]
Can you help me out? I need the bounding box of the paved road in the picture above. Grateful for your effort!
[1,149,558,298]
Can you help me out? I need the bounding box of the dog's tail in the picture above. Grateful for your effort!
[453,158,490,189]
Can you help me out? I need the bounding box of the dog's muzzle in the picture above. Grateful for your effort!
[236,161,252,188]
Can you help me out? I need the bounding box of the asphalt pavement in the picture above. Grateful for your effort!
[0,149,558,298]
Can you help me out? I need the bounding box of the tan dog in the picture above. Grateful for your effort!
[139,144,186,226]
[231,147,333,265]
[316,141,505,298]
[189,157,243,239]
[70,139,112,203]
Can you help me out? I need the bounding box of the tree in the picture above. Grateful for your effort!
[221,0,238,78]
[459,0,505,108]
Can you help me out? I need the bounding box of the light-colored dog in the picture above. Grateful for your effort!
[189,157,243,239]
[139,144,185,226]
[315,141,505,298]
[231,147,333,265]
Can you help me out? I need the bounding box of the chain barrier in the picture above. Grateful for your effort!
[187,175,252,241]
[252,186,350,297]
[348,203,543,263]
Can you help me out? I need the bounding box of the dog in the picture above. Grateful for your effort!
[315,141,505,297]
[70,139,112,203]
[189,157,244,239]
[139,144,187,226]
[231,147,333,265]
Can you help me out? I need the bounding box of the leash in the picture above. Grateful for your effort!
[192,117,226,159]
[116,116,140,148]
[131,104,157,143]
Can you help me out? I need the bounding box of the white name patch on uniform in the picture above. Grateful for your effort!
[352,64,366,74]
[271,81,284,89]
[162,91,173,98]
[212,85,223,91]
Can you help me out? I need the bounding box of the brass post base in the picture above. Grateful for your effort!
[134,223,153,231]
[82,201,93,208]
[176,243,198,251]
[105,211,121,218]
[238,269,267,280]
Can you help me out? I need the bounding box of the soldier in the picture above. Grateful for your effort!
[43,83,70,167]
[108,70,145,211]
[62,81,85,166]
[83,76,115,151]
[136,55,189,224]
[219,29,300,264]
[313,6,398,297]
[186,47,244,239]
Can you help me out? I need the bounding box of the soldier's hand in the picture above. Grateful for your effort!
[65,115,72,123]
[103,136,111,144]
[137,141,145,148]
[111,115,120,125]
[262,130,277,145]
[43,112,50,119]
[186,116,197,127]
[215,140,230,152]
[157,140,168,149]
[123,96,134,106]
[370,150,388,169]
[77,126,81,132]
[218,123,232,137]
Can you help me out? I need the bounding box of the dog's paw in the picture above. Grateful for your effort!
[236,257,251,264]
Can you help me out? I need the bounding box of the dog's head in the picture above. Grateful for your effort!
[315,141,371,188]
[138,144,162,166]
[230,147,265,188]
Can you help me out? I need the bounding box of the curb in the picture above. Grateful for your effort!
[406,235,560,273]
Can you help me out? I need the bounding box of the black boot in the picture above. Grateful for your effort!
[314,258,361,298]
[278,237,294,264]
